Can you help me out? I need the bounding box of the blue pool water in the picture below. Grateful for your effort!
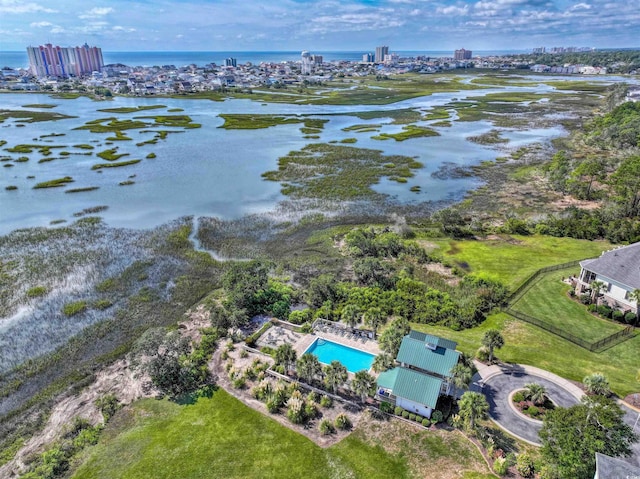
[304,338,375,374]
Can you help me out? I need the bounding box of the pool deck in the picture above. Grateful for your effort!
[294,331,381,358]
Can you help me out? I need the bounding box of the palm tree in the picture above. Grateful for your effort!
[372,353,395,373]
[364,307,385,339]
[351,370,376,404]
[274,343,297,372]
[481,330,504,364]
[458,391,489,431]
[341,304,361,330]
[583,372,611,396]
[323,361,348,394]
[451,363,473,391]
[590,280,605,304]
[296,353,322,385]
[524,382,547,406]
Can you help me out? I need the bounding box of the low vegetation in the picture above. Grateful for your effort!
[262,143,423,200]
[33,177,75,189]
[91,159,141,170]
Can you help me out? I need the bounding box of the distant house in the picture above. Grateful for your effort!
[593,452,640,479]
[574,242,640,313]
[377,331,460,418]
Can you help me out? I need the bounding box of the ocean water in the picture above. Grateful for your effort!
[0,50,529,69]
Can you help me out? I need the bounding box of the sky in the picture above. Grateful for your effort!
[1,0,639,52]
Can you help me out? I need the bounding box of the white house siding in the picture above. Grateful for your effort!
[596,274,637,310]
[396,398,432,418]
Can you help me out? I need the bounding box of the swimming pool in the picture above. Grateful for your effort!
[304,338,375,374]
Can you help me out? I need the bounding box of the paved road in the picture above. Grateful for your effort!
[477,364,640,466]
[481,368,580,445]
[621,403,640,467]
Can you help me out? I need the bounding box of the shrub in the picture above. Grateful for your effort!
[625,312,637,324]
[286,396,306,424]
[319,419,334,435]
[335,413,351,430]
[307,391,319,403]
[266,395,280,413]
[94,299,112,310]
[232,377,246,389]
[304,401,317,419]
[493,456,509,476]
[221,350,229,360]
[408,413,416,421]
[587,304,598,312]
[475,346,490,362]
[379,401,394,414]
[597,305,612,318]
[431,410,444,424]
[512,391,525,403]
[402,411,409,419]
[516,453,535,478]
[525,405,539,417]
[579,294,591,304]
[414,415,423,423]
[394,406,404,416]
[421,418,430,427]
[274,364,285,374]
[95,394,121,422]
[240,349,248,358]
[320,395,333,408]
[612,310,625,322]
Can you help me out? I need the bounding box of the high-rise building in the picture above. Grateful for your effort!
[27,43,104,78]
[375,46,389,63]
[454,48,472,61]
[225,57,237,67]
[301,50,313,74]
[362,53,374,63]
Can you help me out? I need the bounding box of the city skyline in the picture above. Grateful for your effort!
[0,0,639,52]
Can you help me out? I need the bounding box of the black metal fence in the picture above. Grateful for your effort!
[506,260,581,304]
[504,261,636,352]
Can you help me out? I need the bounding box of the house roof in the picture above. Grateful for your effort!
[377,367,442,409]
[408,330,458,351]
[396,333,460,378]
[580,242,640,290]
[595,452,640,479]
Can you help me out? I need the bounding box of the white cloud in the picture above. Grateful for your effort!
[30,21,52,28]
[0,0,56,14]
[571,3,592,10]
[437,5,470,15]
[79,6,113,18]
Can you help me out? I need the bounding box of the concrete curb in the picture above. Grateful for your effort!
[475,362,585,401]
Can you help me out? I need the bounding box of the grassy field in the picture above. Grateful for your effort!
[425,235,611,289]
[411,235,638,396]
[71,389,492,479]
[511,267,625,342]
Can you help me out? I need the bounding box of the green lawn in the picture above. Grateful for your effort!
[411,313,639,397]
[426,235,610,289]
[71,391,399,479]
[511,268,625,342]
[71,389,494,479]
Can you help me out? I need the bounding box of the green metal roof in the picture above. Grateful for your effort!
[396,333,460,378]
[376,367,399,390]
[408,330,457,351]
[377,367,442,409]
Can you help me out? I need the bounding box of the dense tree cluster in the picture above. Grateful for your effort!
[539,396,637,479]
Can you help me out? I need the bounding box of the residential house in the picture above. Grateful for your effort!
[377,331,460,418]
[593,452,640,479]
[574,242,640,313]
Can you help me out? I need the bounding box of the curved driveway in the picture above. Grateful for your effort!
[482,371,580,444]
